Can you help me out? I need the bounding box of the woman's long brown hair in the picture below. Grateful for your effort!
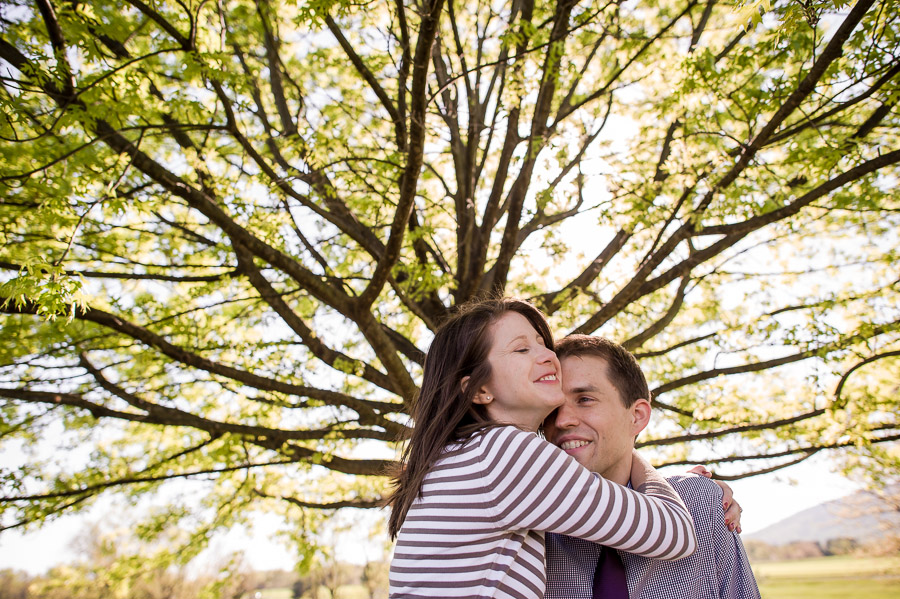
[386,297,554,539]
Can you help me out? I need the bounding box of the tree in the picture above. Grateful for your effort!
[823,537,860,555]
[0,569,33,599]
[292,577,315,599]
[23,522,254,599]
[362,560,390,599]
[0,0,897,553]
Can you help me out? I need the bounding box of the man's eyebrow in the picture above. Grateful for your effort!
[569,384,601,394]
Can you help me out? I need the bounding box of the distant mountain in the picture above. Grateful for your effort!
[745,485,900,546]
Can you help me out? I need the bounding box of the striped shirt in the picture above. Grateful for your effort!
[389,426,697,599]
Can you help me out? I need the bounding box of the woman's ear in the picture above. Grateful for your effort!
[472,390,494,405]
[461,377,494,405]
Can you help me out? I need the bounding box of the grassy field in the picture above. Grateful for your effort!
[752,555,900,599]
[255,585,371,599]
[255,555,900,599]
[254,590,293,599]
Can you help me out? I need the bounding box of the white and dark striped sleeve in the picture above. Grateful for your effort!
[481,427,697,560]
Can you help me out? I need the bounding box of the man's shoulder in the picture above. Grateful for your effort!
[665,474,725,510]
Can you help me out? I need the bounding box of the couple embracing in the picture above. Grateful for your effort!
[386,297,759,599]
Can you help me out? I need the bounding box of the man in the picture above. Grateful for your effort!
[544,335,760,599]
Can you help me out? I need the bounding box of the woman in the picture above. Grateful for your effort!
[387,297,697,599]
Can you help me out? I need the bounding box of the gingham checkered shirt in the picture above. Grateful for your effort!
[546,475,760,599]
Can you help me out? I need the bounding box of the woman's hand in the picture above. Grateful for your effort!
[687,465,743,533]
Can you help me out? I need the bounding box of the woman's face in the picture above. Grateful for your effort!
[477,311,564,431]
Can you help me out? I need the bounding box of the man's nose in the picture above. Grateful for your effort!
[554,402,580,428]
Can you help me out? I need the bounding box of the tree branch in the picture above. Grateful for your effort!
[577,146,900,333]
[538,229,631,316]
[622,276,691,351]
[233,243,399,394]
[489,0,580,294]
[2,458,296,502]
[555,0,698,124]
[255,489,382,510]
[0,260,235,283]
[325,14,402,145]
[255,0,298,136]
[653,319,900,397]
[357,0,446,309]
[0,299,394,416]
[124,0,191,49]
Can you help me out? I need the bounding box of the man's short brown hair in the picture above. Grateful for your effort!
[554,335,650,408]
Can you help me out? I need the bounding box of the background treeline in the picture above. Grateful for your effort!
[1,536,896,598]
[0,563,257,599]
[0,562,390,599]
[744,534,900,562]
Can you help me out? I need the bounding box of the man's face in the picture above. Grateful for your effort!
[544,355,645,481]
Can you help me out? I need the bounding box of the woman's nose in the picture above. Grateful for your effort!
[538,345,557,362]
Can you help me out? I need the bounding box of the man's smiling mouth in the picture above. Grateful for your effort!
[560,440,590,450]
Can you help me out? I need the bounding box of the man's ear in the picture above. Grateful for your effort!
[631,398,652,436]
[461,376,494,405]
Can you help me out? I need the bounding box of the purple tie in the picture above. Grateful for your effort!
[592,546,629,599]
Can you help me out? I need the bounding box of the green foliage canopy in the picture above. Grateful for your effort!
[0,0,898,552]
